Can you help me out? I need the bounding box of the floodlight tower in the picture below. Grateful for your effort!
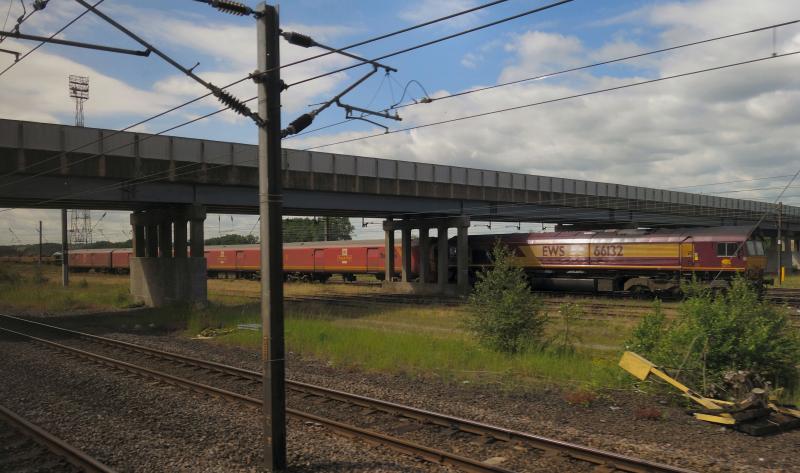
[68,75,89,126]
[67,75,92,247]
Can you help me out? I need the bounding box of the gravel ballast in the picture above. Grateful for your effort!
[0,335,449,472]
[95,327,800,473]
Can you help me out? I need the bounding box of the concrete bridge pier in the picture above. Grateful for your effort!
[129,205,207,307]
[383,216,470,295]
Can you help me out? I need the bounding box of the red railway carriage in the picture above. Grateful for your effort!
[69,249,111,272]
[283,240,412,281]
[203,240,416,280]
[463,226,766,294]
[69,248,131,273]
[110,249,132,273]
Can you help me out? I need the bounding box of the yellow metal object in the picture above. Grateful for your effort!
[619,351,733,420]
[694,413,737,425]
[620,351,800,433]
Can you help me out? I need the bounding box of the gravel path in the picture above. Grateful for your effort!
[0,335,450,472]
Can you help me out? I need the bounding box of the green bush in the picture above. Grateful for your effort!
[627,278,800,396]
[465,242,546,354]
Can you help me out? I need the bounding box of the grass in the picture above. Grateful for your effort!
[0,264,132,312]
[778,273,800,289]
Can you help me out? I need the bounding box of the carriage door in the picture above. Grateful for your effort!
[313,249,326,273]
[680,237,694,270]
[235,251,246,274]
[367,247,382,274]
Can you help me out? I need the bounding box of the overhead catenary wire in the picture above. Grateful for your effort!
[0,0,101,77]
[0,0,47,44]
[302,49,800,151]
[284,0,576,89]
[285,18,800,140]
[0,0,515,182]
[259,0,513,76]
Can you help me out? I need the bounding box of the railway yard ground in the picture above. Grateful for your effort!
[1,263,800,472]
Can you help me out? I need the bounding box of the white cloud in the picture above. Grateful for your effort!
[460,39,502,69]
[499,31,584,82]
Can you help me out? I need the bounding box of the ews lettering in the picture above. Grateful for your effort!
[541,245,565,257]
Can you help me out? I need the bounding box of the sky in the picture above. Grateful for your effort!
[1,0,800,245]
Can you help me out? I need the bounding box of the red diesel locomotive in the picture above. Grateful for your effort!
[465,226,766,293]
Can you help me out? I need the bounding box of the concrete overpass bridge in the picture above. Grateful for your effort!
[1,118,797,304]
[1,118,799,229]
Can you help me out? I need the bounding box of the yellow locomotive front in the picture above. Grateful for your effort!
[744,239,767,281]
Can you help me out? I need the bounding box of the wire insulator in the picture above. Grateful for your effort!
[33,0,50,11]
[282,113,314,137]
[213,88,256,120]
[282,31,316,48]
[197,0,253,16]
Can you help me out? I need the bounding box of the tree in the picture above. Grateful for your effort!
[204,234,258,246]
[282,217,354,242]
[465,242,546,354]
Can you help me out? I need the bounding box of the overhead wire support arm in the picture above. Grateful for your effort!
[337,101,401,121]
[282,65,386,137]
[72,0,261,125]
[0,47,19,61]
[0,30,151,56]
[280,30,396,73]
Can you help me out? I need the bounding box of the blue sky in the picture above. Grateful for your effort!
[2,0,800,244]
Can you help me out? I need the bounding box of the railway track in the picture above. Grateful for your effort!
[220,289,800,327]
[0,314,694,473]
[765,287,800,307]
[0,402,115,473]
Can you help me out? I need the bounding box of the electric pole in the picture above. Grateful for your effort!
[38,221,42,265]
[257,4,286,471]
[777,202,783,285]
[61,208,69,287]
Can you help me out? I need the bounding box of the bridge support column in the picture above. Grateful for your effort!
[144,224,158,257]
[382,216,469,295]
[384,218,394,282]
[419,227,430,283]
[174,219,188,258]
[437,226,448,290]
[401,224,412,283]
[457,223,469,293]
[132,224,145,257]
[130,205,206,307]
[158,220,172,258]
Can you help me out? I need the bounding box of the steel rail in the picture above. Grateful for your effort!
[0,314,695,473]
[0,324,515,473]
[0,403,116,473]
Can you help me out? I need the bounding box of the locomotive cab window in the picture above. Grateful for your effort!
[716,242,740,257]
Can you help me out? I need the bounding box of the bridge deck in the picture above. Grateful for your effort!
[0,118,797,231]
